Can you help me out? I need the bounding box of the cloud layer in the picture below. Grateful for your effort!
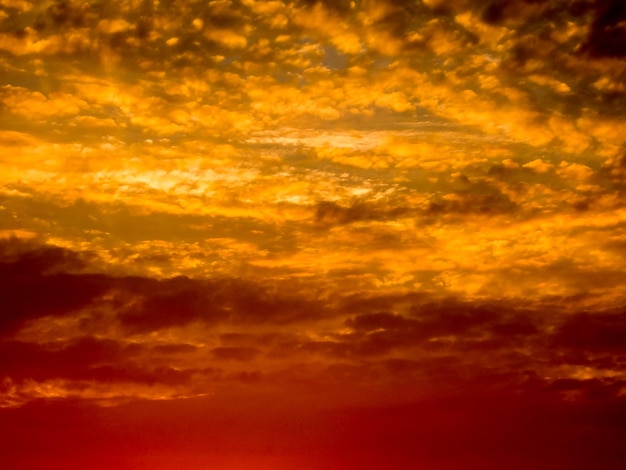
[1,0,625,468]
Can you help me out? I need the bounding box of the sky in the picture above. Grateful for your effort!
[1,0,626,468]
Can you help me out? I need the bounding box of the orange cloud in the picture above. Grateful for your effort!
[1,2,626,467]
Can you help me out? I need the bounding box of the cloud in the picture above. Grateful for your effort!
[0,239,328,340]
[427,179,519,215]
[335,299,541,358]
[115,274,327,332]
[552,310,626,354]
[523,158,554,174]
[212,346,260,361]
[256,296,543,368]
[581,0,626,58]
[0,237,625,420]
[0,3,625,453]
[0,334,219,409]
[0,238,109,336]
[313,200,409,227]
[0,336,141,380]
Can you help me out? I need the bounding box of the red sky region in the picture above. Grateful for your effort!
[2,392,626,470]
[2,0,626,468]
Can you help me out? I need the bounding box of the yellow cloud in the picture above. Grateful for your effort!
[455,11,509,47]
[523,159,553,174]
[1,85,84,118]
[292,2,362,54]
[556,162,594,182]
[204,29,248,49]
[578,112,626,149]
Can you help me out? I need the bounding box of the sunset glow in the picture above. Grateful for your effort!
[1,1,626,468]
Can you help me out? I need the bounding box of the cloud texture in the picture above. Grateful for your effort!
[1,1,625,468]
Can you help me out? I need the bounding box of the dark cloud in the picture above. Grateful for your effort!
[543,377,626,402]
[480,0,550,26]
[0,336,219,389]
[410,300,502,334]
[481,0,511,24]
[116,275,327,332]
[305,299,543,359]
[490,315,538,336]
[348,311,410,331]
[212,346,260,361]
[426,180,519,215]
[44,1,98,30]
[313,200,409,227]
[266,298,542,365]
[117,276,221,332]
[552,310,626,354]
[1,240,625,464]
[0,237,86,274]
[4,239,622,401]
[582,0,626,58]
[0,239,109,336]
[0,239,326,336]
[338,291,427,315]
[296,0,353,16]
[219,332,283,346]
[0,336,136,381]
[151,343,199,354]
[80,364,195,385]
